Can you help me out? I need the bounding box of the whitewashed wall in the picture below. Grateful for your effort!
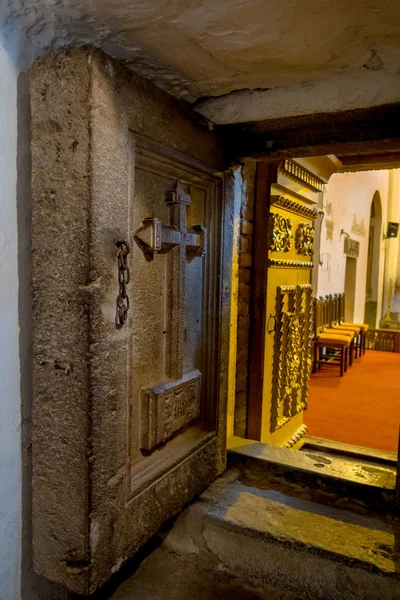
[0,32,21,600]
[317,170,391,324]
[384,172,400,316]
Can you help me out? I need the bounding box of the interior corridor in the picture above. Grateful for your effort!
[306,351,400,452]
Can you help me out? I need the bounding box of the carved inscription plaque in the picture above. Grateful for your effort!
[140,370,201,451]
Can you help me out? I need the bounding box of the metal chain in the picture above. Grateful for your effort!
[115,240,130,328]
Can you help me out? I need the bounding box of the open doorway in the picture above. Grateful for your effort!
[305,168,400,456]
[344,257,357,322]
[243,159,400,454]
[224,105,400,522]
[364,191,383,328]
[232,156,399,503]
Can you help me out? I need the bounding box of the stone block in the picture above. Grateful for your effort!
[236,346,249,365]
[239,252,252,268]
[237,314,250,331]
[235,379,248,396]
[234,404,247,423]
[241,202,254,221]
[239,234,252,254]
[240,219,254,236]
[235,391,247,407]
[236,327,249,348]
[238,282,251,300]
[234,419,247,439]
[239,268,252,284]
[237,300,250,317]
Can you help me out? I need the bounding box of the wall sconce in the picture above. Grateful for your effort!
[383,222,399,240]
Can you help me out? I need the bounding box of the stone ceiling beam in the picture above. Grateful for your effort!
[217,103,400,161]
[194,74,400,125]
[337,152,400,173]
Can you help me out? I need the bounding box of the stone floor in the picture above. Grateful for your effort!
[109,546,291,600]
[104,468,400,600]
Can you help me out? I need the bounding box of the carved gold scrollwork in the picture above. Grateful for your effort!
[269,213,293,253]
[271,196,319,220]
[268,259,313,269]
[271,285,313,433]
[281,160,324,192]
[282,424,309,448]
[286,316,302,396]
[296,223,315,256]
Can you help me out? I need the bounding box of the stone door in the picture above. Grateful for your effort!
[31,50,232,595]
[248,161,319,447]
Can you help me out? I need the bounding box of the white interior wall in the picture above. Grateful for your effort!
[317,170,390,324]
[391,171,400,316]
[0,32,21,600]
[383,171,400,315]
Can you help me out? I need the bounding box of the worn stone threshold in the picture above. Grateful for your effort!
[302,435,398,465]
[299,445,397,477]
[109,471,400,600]
[202,481,400,600]
[227,436,396,511]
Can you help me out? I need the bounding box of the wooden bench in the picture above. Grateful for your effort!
[313,296,352,377]
[312,293,369,376]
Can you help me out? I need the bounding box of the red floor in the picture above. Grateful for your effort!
[305,350,400,452]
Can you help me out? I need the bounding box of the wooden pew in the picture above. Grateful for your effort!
[312,296,352,377]
[327,294,360,362]
[338,292,369,355]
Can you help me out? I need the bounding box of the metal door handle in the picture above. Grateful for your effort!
[268,314,277,334]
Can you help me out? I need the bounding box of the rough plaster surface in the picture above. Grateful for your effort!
[2,0,400,117]
[0,32,21,600]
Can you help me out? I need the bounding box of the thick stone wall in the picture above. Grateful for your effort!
[234,162,256,437]
[0,32,21,600]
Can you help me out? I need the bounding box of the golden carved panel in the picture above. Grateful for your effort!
[268,259,313,269]
[271,196,319,221]
[271,285,313,433]
[268,213,293,253]
[295,223,315,256]
[281,160,324,192]
[282,424,309,448]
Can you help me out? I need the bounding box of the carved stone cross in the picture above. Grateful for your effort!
[134,183,207,451]
[134,183,207,381]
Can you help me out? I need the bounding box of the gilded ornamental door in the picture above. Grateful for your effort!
[249,161,321,447]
